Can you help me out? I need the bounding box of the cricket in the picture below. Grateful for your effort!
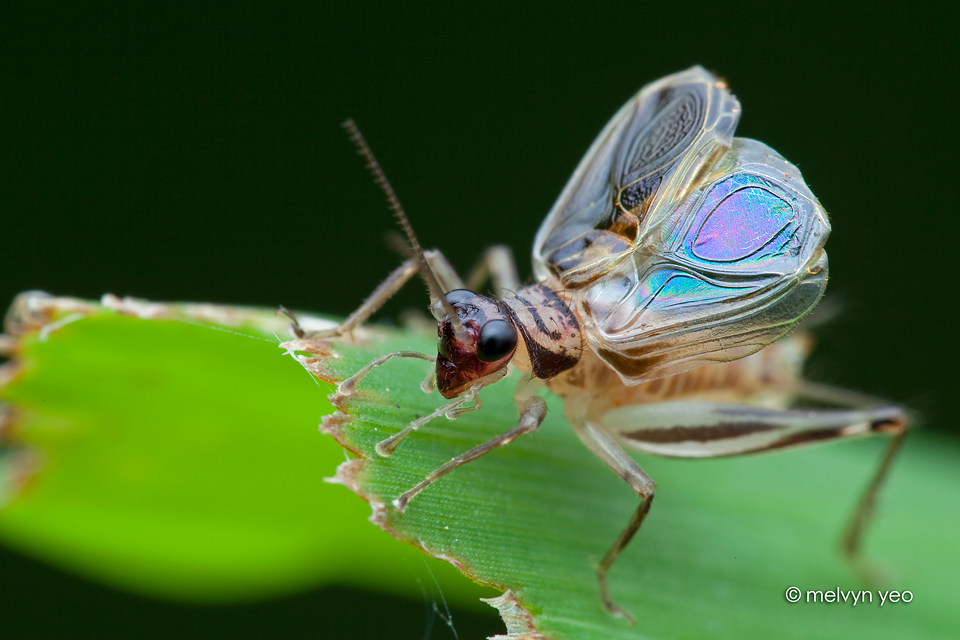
[293,66,908,622]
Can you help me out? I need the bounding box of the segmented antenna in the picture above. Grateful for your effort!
[342,119,468,341]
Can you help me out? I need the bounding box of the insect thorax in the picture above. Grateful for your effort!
[497,283,584,380]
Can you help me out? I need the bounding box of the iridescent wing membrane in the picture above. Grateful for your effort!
[532,66,830,384]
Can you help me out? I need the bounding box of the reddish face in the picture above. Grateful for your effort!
[435,290,518,399]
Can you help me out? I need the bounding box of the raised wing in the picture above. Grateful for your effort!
[532,66,741,287]
[577,138,830,384]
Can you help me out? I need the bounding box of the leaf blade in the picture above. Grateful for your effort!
[294,330,960,639]
[0,295,493,605]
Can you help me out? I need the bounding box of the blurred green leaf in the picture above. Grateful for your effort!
[292,329,960,639]
[0,293,493,606]
[3,293,957,639]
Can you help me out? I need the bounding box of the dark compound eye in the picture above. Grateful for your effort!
[444,289,477,308]
[476,319,518,362]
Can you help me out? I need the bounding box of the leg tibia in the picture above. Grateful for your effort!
[393,396,547,511]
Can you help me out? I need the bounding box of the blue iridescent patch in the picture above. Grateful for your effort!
[674,174,802,272]
[693,183,793,262]
[637,268,753,312]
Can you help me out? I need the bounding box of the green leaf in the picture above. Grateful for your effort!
[289,330,960,639]
[0,293,493,605]
[3,292,956,639]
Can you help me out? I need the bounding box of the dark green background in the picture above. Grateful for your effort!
[2,3,957,638]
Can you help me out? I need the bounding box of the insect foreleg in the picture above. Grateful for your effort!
[313,256,421,338]
[464,245,520,297]
[276,305,307,338]
[375,384,483,457]
[392,395,547,512]
[336,350,435,397]
[570,420,655,624]
[445,392,483,419]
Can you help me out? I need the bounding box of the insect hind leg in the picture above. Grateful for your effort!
[788,382,910,564]
[842,423,907,560]
[604,395,908,584]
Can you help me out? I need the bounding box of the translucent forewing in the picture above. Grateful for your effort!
[532,66,741,287]
[531,66,830,385]
[579,138,829,383]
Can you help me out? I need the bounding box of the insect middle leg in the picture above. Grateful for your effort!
[568,419,655,624]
